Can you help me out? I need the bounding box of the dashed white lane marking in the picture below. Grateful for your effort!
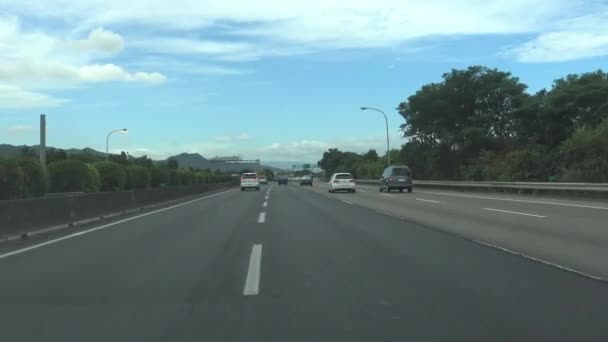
[257,212,266,223]
[342,200,354,205]
[416,198,440,203]
[416,190,608,210]
[243,244,263,295]
[358,189,367,193]
[472,239,605,282]
[263,202,268,207]
[483,207,546,218]
[381,194,396,198]
[265,195,269,200]
[0,189,237,261]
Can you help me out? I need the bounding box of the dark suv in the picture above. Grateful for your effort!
[379,166,413,193]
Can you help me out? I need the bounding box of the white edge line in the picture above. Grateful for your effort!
[0,189,236,260]
[416,190,608,210]
[341,200,354,205]
[472,239,606,282]
[257,212,266,223]
[416,198,440,203]
[483,207,546,218]
[243,244,262,295]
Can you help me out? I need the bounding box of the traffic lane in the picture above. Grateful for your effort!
[357,182,608,217]
[252,184,608,341]
[0,186,265,342]
[354,183,608,246]
[306,183,608,279]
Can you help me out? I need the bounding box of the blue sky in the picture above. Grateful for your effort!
[1,0,608,164]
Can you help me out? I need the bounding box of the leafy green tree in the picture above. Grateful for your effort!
[125,165,151,189]
[150,167,170,188]
[46,148,68,164]
[48,160,100,193]
[558,116,608,182]
[16,157,46,196]
[132,155,154,168]
[178,170,193,186]
[94,161,127,191]
[168,169,180,185]
[167,157,179,169]
[0,158,24,199]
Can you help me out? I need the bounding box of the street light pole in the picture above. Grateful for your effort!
[106,128,128,160]
[361,107,390,167]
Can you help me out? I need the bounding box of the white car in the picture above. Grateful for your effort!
[241,173,260,191]
[259,176,268,184]
[328,173,356,193]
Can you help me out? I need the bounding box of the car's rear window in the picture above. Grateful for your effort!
[391,168,411,176]
[243,174,258,179]
[335,174,353,179]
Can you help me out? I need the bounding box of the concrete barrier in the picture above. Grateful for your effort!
[0,183,233,239]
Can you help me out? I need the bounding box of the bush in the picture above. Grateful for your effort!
[94,161,126,191]
[168,169,180,186]
[0,158,24,199]
[178,170,193,186]
[150,167,170,188]
[558,117,608,182]
[48,160,100,193]
[16,157,46,196]
[125,165,151,189]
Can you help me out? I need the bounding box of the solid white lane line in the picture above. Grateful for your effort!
[263,202,268,207]
[0,189,237,261]
[483,207,546,218]
[243,244,262,295]
[472,239,605,282]
[416,198,440,203]
[342,200,354,205]
[416,190,608,210]
[258,212,266,223]
[381,194,396,198]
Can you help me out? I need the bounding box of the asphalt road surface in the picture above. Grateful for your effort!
[1,184,608,341]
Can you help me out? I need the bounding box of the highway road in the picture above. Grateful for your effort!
[1,184,608,341]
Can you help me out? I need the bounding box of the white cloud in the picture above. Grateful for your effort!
[64,27,124,55]
[0,83,69,109]
[513,11,608,62]
[7,125,35,134]
[0,0,586,59]
[211,133,251,142]
[212,136,233,142]
[0,16,164,107]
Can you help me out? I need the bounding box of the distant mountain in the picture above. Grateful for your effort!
[169,153,283,173]
[0,144,23,158]
[0,144,106,158]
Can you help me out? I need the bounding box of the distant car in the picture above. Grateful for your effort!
[328,173,355,193]
[300,175,313,186]
[379,166,413,193]
[277,174,288,185]
[259,176,268,184]
[240,173,260,191]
